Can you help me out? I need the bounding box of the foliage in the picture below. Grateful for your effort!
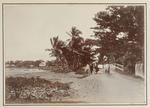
[92,6,144,64]
[6,77,71,103]
[47,27,98,71]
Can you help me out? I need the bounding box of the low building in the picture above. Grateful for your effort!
[39,61,46,67]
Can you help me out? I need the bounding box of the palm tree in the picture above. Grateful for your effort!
[65,26,94,70]
[46,36,67,67]
[46,27,95,71]
[66,27,85,70]
[67,26,84,50]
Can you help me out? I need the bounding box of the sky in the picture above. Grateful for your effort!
[4,4,107,61]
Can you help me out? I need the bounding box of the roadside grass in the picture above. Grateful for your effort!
[5,76,72,104]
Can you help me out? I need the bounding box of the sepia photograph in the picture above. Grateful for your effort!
[2,2,147,106]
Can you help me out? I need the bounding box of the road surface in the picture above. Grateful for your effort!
[71,71,145,104]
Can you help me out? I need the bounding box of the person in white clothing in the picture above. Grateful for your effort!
[103,55,110,73]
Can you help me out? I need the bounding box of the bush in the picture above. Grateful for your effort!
[49,65,72,73]
[6,77,71,103]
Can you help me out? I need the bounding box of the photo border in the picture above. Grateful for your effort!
[2,2,148,107]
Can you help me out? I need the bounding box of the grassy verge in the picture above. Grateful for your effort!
[6,76,72,104]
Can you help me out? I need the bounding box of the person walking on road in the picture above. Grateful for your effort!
[103,55,110,74]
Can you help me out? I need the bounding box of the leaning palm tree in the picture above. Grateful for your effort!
[46,36,67,66]
[46,27,94,72]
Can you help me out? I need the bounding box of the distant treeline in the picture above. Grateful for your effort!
[5,60,55,68]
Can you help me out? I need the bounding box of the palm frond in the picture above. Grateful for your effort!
[50,38,54,47]
[45,48,52,51]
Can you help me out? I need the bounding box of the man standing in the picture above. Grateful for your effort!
[103,55,110,73]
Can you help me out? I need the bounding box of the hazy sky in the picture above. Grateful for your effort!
[4,4,107,61]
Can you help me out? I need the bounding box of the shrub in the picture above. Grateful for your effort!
[6,77,71,103]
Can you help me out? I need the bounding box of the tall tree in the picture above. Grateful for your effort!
[92,6,144,73]
[46,36,67,66]
[66,27,85,69]
[47,27,95,71]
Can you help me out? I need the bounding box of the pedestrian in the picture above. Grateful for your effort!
[83,64,91,75]
[89,63,94,74]
[95,63,99,74]
[103,55,110,74]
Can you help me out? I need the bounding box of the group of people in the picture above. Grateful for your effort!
[83,55,110,75]
[83,62,99,75]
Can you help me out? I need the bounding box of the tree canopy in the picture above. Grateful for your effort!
[47,27,98,71]
[46,6,144,73]
[92,6,144,62]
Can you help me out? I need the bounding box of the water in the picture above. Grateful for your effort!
[5,68,45,77]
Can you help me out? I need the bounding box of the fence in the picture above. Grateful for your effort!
[114,63,144,79]
[114,63,124,71]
